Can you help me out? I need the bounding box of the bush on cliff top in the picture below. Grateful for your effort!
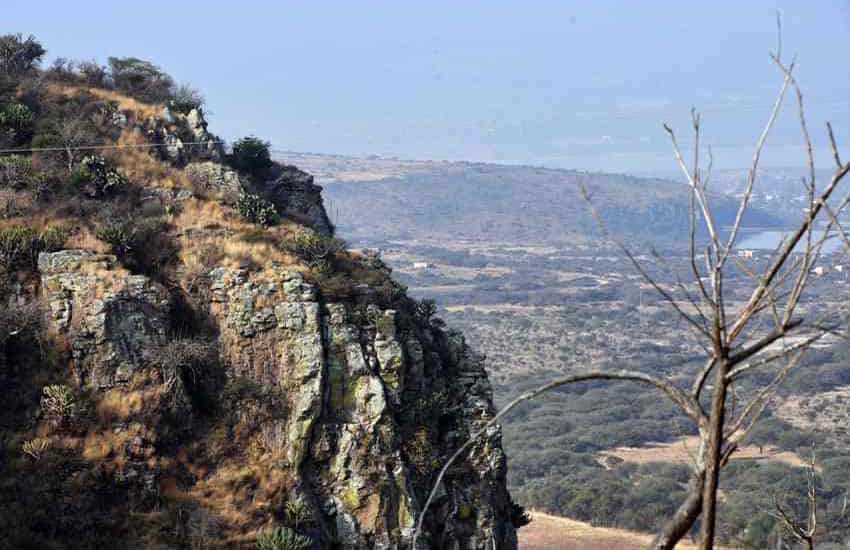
[228,136,273,177]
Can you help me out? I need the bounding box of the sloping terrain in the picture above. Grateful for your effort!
[277,153,785,246]
[0,44,519,549]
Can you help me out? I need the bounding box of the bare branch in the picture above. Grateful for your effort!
[719,57,795,268]
[827,121,843,168]
[580,184,712,338]
[411,369,701,547]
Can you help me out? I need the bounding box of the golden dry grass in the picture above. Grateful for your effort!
[519,511,700,550]
[598,435,807,469]
[48,83,164,119]
[172,197,305,272]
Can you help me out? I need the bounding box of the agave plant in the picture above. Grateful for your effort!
[255,526,312,550]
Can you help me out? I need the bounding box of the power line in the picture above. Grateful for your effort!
[0,140,217,155]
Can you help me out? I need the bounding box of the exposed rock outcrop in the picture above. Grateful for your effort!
[2,76,518,549]
[39,250,171,389]
[34,249,516,548]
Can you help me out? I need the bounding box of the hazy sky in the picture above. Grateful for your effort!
[6,1,850,172]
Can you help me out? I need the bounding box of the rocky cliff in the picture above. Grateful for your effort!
[0,73,518,549]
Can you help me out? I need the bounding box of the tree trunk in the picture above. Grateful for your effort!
[649,470,704,550]
[700,359,730,549]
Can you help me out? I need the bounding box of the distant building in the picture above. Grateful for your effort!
[813,266,826,276]
[835,265,844,273]
[413,262,431,270]
[737,249,754,259]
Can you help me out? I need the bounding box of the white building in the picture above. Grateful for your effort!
[737,249,754,259]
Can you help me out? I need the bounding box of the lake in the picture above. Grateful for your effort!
[736,228,844,255]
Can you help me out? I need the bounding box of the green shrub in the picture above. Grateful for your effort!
[95,220,135,257]
[108,56,174,104]
[237,192,279,227]
[168,84,204,115]
[40,225,70,253]
[0,225,40,269]
[255,526,312,550]
[95,217,175,277]
[0,102,34,130]
[70,155,127,198]
[0,34,45,76]
[279,229,345,273]
[229,136,272,177]
[0,224,69,270]
[0,155,34,189]
[281,497,313,529]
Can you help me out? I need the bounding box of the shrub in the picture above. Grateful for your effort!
[40,225,70,253]
[509,502,532,528]
[95,220,135,257]
[255,526,312,550]
[0,225,70,270]
[0,34,45,76]
[0,155,34,189]
[281,497,313,529]
[77,59,109,88]
[108,56,174,104]
[169,84,204,115]
[70,155,127,198]
[21,437,50,461]
[40,384,78,427]
[149,338,216,387]
[237,192,279,227]
[0,102,34,131]
[229,136,272,177]
[96,216,176,277]
[0,225,40,269]
[279,229,345,273]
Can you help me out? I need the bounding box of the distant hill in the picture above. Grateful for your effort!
[276,153,786,247]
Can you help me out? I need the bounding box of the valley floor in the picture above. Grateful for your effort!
[518,511,700,549]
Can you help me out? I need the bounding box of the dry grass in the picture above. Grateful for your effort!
[112,130,193,189]
[597,435,807,469]
[172,198,304,271]
[48,83,164,119]
[519,511,700,550]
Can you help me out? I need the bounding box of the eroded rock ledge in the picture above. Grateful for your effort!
[38,250,517,549]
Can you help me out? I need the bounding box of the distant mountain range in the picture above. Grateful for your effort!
[276,152,787,247]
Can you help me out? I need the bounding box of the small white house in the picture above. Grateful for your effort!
[412,262,431,270]
[813,266,826,276]
[835,265,844,273]
[737,250,754,259]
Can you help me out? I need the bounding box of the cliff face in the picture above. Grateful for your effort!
[1,86,516,548]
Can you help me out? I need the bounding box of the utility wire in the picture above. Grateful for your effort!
[0,140,217,155]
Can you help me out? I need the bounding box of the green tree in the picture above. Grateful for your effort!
[0,34,45,76]
[229,136,273,177]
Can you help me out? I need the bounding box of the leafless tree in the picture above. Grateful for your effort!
[413,20,850,550]
[768,446,850,550]
[56,117,97,172]
[771,447,819,550]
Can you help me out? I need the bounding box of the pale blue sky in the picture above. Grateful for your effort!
[5,1,850,172]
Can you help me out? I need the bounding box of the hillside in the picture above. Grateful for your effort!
[0,38,520,549]
[275,153,850,548]
[276,152,786,247]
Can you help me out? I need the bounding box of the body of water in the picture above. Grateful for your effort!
[736,229,844,255]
